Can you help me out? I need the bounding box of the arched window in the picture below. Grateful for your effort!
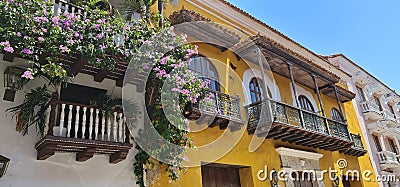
[331,108,343,121]
[189,56,220,91]
[249,78,262,103]
[298,95,314,112]
[249,78,272,104]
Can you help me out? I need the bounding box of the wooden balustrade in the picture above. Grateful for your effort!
[46,100,128,143]
[36,93,132,163]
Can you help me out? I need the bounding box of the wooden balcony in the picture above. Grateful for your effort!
[340,133,367,157]
[246,99,355,153]
[360,101,383,121]
[184,90,244,132]
[35,94,132,164]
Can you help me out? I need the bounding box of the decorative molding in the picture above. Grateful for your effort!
[275,147,323,160]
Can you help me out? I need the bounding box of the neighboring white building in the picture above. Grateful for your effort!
[326,54,400,187]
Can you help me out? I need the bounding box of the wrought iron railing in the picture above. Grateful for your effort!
[327,119,351,141]
[350,133,365,150]
[246,99,351,141]
[195,90,242,122]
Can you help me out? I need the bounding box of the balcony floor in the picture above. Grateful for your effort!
[35,135,133,164]
[248,122,354,152]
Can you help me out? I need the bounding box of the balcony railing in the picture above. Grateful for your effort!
[378,151,399,165]
[185,90,243,131]
[35,93,132,163]
[383,110,398,126]
[53,0,86,18]
[350,133,365,150]
[52,0,125,46]
[50,100,128,143]
[361,100,382,114]
[247,99,350,141]
[360,100,383,121]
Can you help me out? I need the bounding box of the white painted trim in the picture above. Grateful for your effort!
[290,83,318,111]
[275,147,323,160]
[242,69,280,106]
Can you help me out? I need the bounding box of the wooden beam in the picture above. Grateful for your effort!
[94,69,110,82]
[76,148,96,162]
[281,131,304,142]
[37,145,56,160]
[110,151,129,164]
[70,57,88,76]
[273,130,296,140]
[116,76,124,87]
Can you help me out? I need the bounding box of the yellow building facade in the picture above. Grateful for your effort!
[148,1,379,187]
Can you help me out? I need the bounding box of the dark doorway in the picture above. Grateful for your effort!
[201,164,241,187]
[292,172,314,187]
[342,177,351,187]
[60,83,107,105]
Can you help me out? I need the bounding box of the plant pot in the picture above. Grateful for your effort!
[3,53,15,62]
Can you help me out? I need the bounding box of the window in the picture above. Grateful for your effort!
[189,56,220,91]
[298,95,314,112]
[249,78,272,104]
[331,108,343,122]
[388,138,398,154]
[372,134,382,152]
[356,86,366,102]
[388,104,396,118]
[373,96,383,111]
[249,78,262,103]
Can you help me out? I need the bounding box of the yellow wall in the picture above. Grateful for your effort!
[146,1,379,187]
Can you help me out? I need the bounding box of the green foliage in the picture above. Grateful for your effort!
[90,94,122,117]
[6,86,51,136]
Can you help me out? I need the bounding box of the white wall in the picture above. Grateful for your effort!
[0,56,139,187]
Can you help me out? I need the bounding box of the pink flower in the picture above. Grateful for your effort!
[96,33,103,39]
[142,63,148,69]
[4,46,14,53]
[99,45,105,50]
[84,19,90,23]
[74,32,80,38]
[38,37,44,42]
[0,41,10,47]
[16,32,21,37]
[59,45,69,53]
[94,24,100,29]
[23,36,28,39]
[22,48,33,55]
[123,26,130,31]
[160,57,167,64]
[21,71,34,80]
[41,28,47,33]
[52,16,59,24]
[156,69,167,77]
[181,89,190,95]
[168,46,174,50]
[182,155,190,162]
[67,39,74,44]
[97,19,105,24]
